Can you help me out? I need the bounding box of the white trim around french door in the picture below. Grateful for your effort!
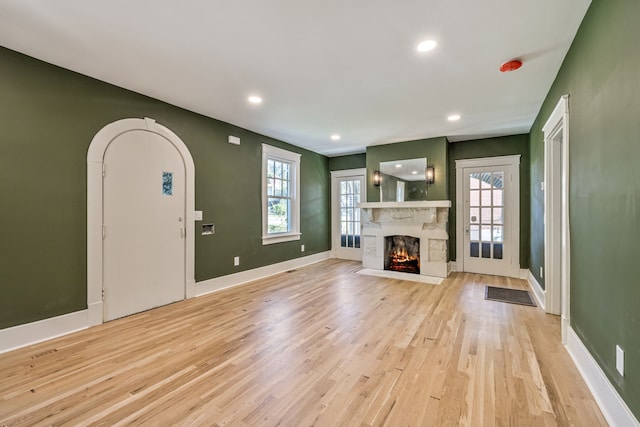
[456,156,521,278]
[330,169,366,261]
[543,94,571,343]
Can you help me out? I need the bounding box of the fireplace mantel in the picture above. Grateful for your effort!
[358,201,451,209]
[358,200,451,281]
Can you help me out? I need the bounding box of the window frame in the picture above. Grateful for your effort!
[261,143,301,245]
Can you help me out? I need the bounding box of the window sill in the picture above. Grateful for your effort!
[262,232,302,245]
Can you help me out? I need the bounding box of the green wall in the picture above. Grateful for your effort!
[529,0,640,417]
[365,137,449,202]
[328,153,366,171]
[0,47,331,330]
[448,134,530,266]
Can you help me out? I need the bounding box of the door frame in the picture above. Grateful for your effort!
[455,155,521,277]
[330,168,367,259]
[87,117,195,326]
[543,95,570,342]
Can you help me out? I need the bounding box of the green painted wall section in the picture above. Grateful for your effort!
[365,137,448,202]
[0,47,331,330]
[328,153,366,171]
[529,0,640,418]
[448,135,530,266]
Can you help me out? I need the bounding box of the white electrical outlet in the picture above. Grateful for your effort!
[616,345,625,376]
[234,256,240,266]
[540,266,544,279]
[301,244,305,252]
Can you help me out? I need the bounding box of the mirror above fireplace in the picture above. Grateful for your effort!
[378,157,428,202]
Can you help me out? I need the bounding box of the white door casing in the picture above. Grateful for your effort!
[543,95,570,342]
[331,169,366,261]
[87,118,195,326]
[456,156,520,278]
[102,130,185,321]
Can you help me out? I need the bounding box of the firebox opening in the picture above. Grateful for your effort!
[384,235,420,274]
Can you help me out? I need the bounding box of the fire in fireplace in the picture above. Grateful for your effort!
[384,235,420,274]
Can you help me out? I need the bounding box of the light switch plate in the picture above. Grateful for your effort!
[194,210,203,221]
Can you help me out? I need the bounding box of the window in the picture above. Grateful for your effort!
[262,144,301,245]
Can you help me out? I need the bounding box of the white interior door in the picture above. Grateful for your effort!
[103,130,186,321]
[331,169,366,261]
[457,156,520,277]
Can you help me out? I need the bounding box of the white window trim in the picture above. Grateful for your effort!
[262,143,301,245]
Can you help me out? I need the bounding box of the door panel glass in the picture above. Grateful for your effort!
[481,190,492,206]
[467,170,508,261]
[481,208,491,223]
[493,189,503,206]
[470,207,480,224]
[493,226,503,242]
[493,172,504,189]
[470,225,480,241]
[339,178,362,249]
[493,208,503,224]
[481,225,491,241]
[482,242,491,258]
[494,243,503,259]
[470,190,480,206]
[470,242,479,257]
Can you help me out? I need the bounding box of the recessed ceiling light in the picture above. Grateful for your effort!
[395,164,402,168]
[331,134,341,141]
[417,40,437,52]
[248,96,262,104]
[448,114,461,121]
[411,171,418,175]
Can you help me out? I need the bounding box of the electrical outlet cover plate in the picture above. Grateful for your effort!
[616,345,625,376]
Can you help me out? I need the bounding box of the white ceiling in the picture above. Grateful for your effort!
[0,0,591,156]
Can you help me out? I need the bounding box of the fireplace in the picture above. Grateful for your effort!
[359,201,451,281]
[384,235,420,274]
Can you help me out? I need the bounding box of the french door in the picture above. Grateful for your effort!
[456,156,520,277]
[331,169,366,260]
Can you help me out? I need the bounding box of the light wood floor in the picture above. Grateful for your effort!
[0,260,606,426]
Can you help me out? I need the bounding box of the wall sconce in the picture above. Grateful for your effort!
[425,166,435,184]
[373,170,382,187]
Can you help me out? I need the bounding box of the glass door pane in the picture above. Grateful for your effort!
[339,179,361,248]
[468,171,505,260]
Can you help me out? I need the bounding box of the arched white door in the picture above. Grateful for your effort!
[87,118,195,326]
[102,129,186,321]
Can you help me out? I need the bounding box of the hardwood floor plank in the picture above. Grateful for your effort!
[0,260,607,426]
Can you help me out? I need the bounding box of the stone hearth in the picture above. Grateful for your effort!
[358,201,451,279]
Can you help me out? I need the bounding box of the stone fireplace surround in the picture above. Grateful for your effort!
[358,201,451,281]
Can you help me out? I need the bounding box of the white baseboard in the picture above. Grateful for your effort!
[519,268,529,280]
[88,301,103,327]
[0,310,89,354]
[566,327,640,427]
[449,261,457,272]
[1,252,331,354]
[527,270,546,310]
[195,251,331,297]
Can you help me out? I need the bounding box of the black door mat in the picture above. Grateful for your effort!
[485,286,536,307]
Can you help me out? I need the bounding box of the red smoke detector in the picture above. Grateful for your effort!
[499,59,523,72]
